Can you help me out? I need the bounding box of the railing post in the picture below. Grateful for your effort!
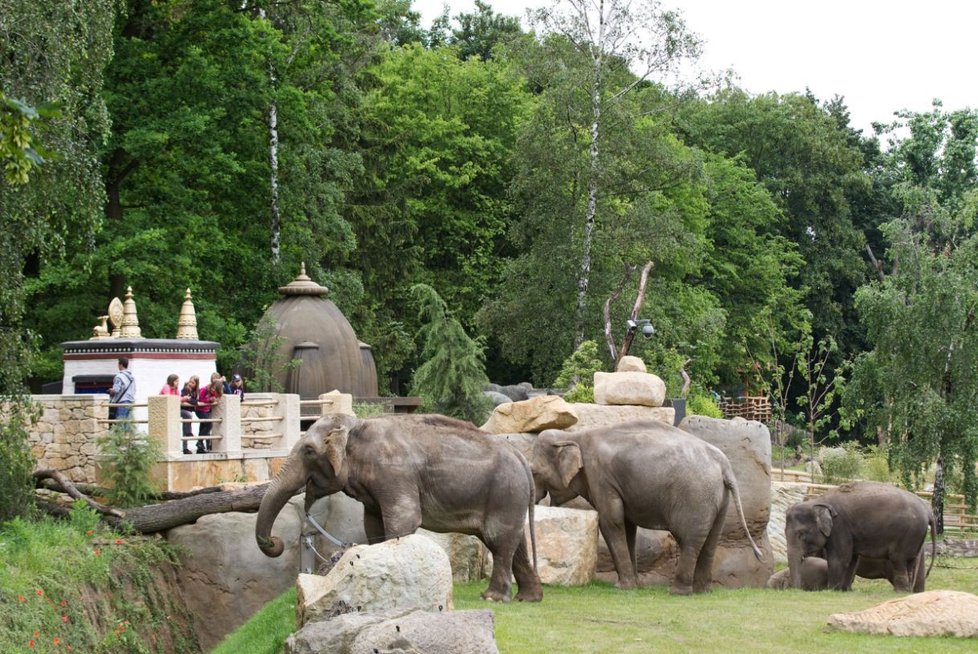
[279,393,301,450]
[148,395,182,456]
[215,394,241,455]
[320,390,353,417]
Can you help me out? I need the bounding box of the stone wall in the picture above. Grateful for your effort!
[26,394,105,484]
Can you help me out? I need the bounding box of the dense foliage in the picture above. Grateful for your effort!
[5,0,978,518]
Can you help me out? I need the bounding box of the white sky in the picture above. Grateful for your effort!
[412,0,978,135]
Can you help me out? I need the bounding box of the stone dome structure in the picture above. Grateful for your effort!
[262,265,378,399]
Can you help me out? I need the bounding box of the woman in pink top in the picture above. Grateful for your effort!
[159,374,180,396]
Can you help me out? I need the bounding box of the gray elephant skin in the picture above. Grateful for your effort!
[784,480,936,591]
[255,413,542,603]
[529,420,762,595]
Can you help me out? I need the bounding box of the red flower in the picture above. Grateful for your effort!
[93,547,101,557]
[33,631,39,637]
[18,595,25,602]
[53,637,60,645]
[85,530,93,536]
[114,539,123,545]
[28,639,34,648]
[35,589,43,597]
[60,599,67,607]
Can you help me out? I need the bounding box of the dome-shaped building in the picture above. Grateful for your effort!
[262,265,378,400]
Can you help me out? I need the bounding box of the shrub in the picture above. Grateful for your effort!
[554,341,604,403]
[863,444,896,483]
[687,390,722,418]
[97,426,163,507]
[820,441,864,484]
[0,398,39,521]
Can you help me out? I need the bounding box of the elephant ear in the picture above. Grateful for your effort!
[324,427,349,476]
[555,441,584,488]
[813,504,835,538]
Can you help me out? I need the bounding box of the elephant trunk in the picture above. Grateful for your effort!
[787,542,804,589]
[256,454,307,557]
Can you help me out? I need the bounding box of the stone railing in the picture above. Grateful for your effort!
[25,390,354,491]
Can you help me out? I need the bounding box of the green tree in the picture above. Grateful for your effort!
[409,284,492,424]
[25,0,374,378]
[528,0,701,347]
[0,0,117,519]
[845,104,978,527]
[347,42,530,388]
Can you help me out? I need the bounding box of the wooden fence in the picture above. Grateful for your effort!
[772,468,978,533]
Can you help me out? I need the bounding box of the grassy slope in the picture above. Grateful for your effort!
[215,560,978,654]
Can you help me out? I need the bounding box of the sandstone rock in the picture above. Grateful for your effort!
[532,505,598,585]
[481,395,578,434]
[166,498,303,652]
[828,591,978,637]
[567,403,673,430]
[298,535,454,627]
[595,528,678,587]
[286,608,499,654]
[678,415,774,588]
[417,530,489,583]
[593,371,665,407]
[615,355,647,373]
[766,482,809,563]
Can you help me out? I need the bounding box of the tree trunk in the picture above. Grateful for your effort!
[574,6,605,349]
[932,456,945,535]
[268,100,281,264]
[34,470,275,534]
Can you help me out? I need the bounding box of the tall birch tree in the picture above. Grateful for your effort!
[529,0,700,346]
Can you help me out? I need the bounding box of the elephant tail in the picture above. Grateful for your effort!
[522,450,538,572]
[723,468,763,561]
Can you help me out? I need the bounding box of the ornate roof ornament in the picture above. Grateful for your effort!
[119,286,143,339]
[108,297,124,337]
[175,288,199,340]
[277,261,329,297]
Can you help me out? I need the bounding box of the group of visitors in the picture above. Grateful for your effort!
[158,371,245,455]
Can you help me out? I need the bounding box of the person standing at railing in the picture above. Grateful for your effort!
[196,372,224,454]
[159,374,180,396]
[180,375,200,455]
[225,373,245,401]
[109,357,136,424]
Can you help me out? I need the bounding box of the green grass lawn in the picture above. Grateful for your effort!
[214,559,978,653]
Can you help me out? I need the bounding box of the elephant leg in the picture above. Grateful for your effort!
[378,498,422,540]
[625,521,638,574]
[363,511,385,545]
[671,536,704,596]
[511,538,543,602]
[889,557,914,592]
[692,509,725,593]
[480,528,518,603]
[598,504,637,589]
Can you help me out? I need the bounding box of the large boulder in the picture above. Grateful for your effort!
[567,403,674,430]
[615,355,647,372]
[828,591,978,637]
[593,371,666,407]
[297,535,454,627]
[678,415,774,588]
[481,395,578,434]
[166,497,303,651]
[286,608,499,654]
[532,505,598,585]
[766,482,808,563]
[418,530,489,583]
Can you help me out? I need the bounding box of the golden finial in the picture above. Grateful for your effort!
[175,288,199,339]
[119,286,143,339]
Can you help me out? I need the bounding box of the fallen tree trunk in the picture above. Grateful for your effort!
[106,483,273,533]
[33,469,277,533]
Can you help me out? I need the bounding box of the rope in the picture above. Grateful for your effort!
[305,513,347,547]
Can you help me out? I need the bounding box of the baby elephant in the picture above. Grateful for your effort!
[530,420,762,595]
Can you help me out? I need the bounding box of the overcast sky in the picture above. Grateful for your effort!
[412,0,978,135]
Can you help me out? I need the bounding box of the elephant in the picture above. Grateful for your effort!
[784,480,937,592]
[768,552,930,591]
[529,420,762,595]
[255,413,542,603]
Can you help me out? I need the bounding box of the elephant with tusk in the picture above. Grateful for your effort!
[255,413,542,603]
